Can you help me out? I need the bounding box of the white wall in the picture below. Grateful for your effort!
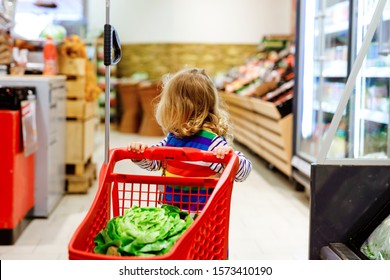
[87,0,292,44]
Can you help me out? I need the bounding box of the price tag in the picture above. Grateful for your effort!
[21,99,38,157]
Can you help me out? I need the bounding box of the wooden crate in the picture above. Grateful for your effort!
[66,117,95,164]
[65,77,86,99]
[59,57,86,76]
[220,92,293,177]
[66,99,96,120]
[66,156,93,176]
[66,161,97,193]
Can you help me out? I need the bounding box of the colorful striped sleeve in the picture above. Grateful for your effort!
[132,137,167,171]
[208,135,252,182]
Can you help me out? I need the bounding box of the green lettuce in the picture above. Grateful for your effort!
[360,214,390,260]
[94,205,193,256]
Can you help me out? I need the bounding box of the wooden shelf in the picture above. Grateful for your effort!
[220,92,293,177]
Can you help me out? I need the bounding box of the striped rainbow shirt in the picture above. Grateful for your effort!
[133,130,252,211]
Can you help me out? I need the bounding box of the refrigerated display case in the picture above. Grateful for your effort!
[293,0,390,189]
[293,0,351,190]
[352,0,390,159]
[304,0,390,259]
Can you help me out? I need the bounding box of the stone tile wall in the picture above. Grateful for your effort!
[118,43,258,80]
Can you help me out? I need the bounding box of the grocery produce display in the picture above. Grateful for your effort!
[360,213,390,260]
[58,35,102,101]
[94,204,194,257]
[0,30,11,67]
[215,36,295,177]
[215,37,295,113]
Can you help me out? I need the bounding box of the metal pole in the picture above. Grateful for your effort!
[104,0,110,164]
[317,0,387,163]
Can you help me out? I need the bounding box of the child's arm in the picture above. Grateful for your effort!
[208,136,252,182]
[127,137,168,171]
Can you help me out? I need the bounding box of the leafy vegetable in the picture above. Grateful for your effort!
[94,205,193,256]
[361,214,390,260]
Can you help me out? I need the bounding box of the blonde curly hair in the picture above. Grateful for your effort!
[155,67,233,143]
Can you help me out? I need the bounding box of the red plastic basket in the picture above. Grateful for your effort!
[68,146,239,260]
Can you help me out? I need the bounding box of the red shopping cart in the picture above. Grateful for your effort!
[68,0,239,260]
[68,146,239,260]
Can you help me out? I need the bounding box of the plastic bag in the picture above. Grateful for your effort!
[361,213,390,260]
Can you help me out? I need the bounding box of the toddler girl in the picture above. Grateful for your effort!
[128,67,252,211]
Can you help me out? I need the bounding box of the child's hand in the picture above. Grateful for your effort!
[213,146,234,159]
[127,142,148,153]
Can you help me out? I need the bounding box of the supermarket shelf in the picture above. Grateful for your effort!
[313,100,336,114]
[360,109,389,124]
[384,8,390,21]
[323,20,349,35]
[313,100,347,115]
[321,61,348,78]
[361,66,390,78]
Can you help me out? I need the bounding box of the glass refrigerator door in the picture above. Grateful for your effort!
[352,0,390,159]
[294,0,350,179]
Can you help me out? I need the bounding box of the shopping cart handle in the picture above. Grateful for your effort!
[104,24,122,66]
[109,146,234,164]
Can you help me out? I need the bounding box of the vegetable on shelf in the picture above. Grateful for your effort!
[360,213,390,260]
[94,204,194,257]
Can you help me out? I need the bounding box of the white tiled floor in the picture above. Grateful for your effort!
[0,126,310,260]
